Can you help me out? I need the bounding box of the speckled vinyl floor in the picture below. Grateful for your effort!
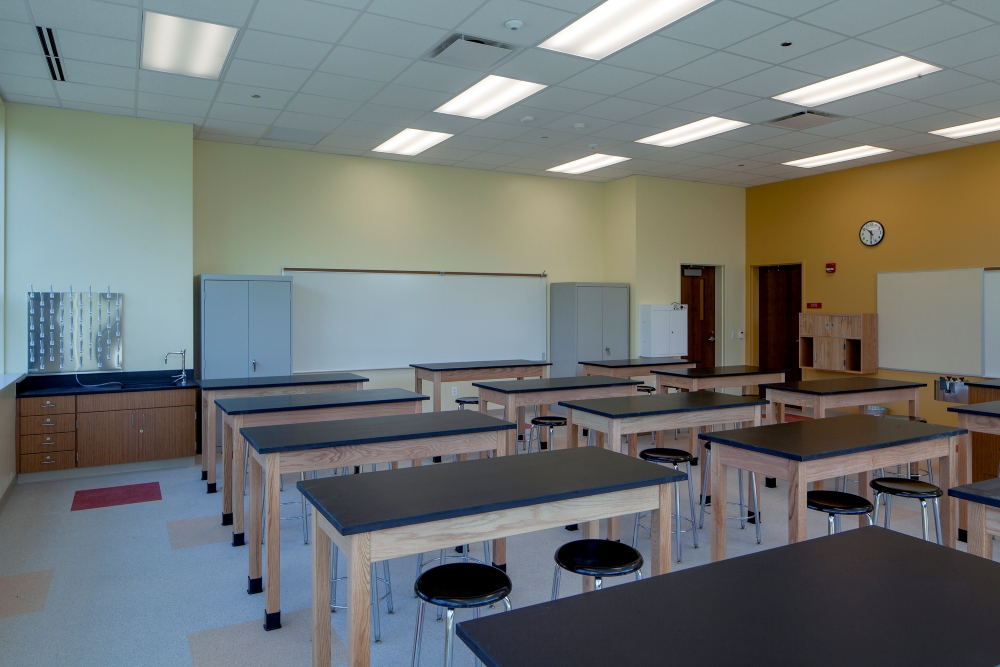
[0,430,983,667]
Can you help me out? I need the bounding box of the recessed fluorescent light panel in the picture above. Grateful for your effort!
[435,75,546,119]
[784,145,892,168]
[929,117,1000,139]
[547,154,630,174]
[540,0,716,60]
[636,117,748,147]
[373,129,453,156]
[141,11,238,79]
[773,56,940,107]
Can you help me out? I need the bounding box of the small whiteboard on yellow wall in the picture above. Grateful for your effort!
[877,268,985,376]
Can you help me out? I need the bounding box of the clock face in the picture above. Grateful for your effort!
[860,220,884,246]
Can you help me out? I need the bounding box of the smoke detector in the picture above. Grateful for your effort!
[505,19,523,31]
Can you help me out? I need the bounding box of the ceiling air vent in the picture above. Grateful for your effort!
[423,34,520,71]
[767,110,842,130]
[36,26,65,81]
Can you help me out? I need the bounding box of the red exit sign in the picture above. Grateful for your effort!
[807,302,822,309]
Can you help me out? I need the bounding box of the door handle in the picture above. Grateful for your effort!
[708,337,715,341]
[252,359,257,372]
[605,347,610,355]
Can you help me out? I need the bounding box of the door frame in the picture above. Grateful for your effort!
[747,260,805,368]
[679,262,726,366]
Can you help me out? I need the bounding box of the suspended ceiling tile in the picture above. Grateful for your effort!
[61,59,136,89]
[54,80,134,106]
[339,13,447,59]
[520,85,605,112]
[660,1,786,50]
[669,88,759,114]
[722,66,821,98]
[492,48,592,86]
[249,0,358,43]
[799,0,940,37]
[856,100,945,125]
[235,30,334,70]
[348,102,425,125]
[726,21,845,65]
[667,51,770,88]
[367,0,478,29]
[215,82,293,109]
[274,110,343,132]
[391,60,485,94]
[617,76,708,106]
[0,19,45,54]
[138,91,211,116]
[225,59,312,92]
[143,0,255,26]
[781,39,897,77]
[920,82,1000,110]
[560,64,654,96]
[210,99,282,124]
[463,120,533,140]
[457,0,577,48]
[285,92,362,118]
[953,0,1000,21]
[577,97,659,122]
[858,5,991,53]
[0,48,51,78]
[318,46,411,82]
[137,109,205,125]
[301,71,385,101]
[56,30,136,68]
[912,25,1000,69]
[603,37,714,76]
[28,0,138,40]
[367,83,451,111]
[138,69,219,100]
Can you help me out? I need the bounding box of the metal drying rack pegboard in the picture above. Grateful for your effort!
[28,285,123,374]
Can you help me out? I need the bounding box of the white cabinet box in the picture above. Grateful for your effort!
[639,304,687,358]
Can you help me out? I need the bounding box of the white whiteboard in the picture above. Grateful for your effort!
[877,269,983,375]
[286,271,547,372]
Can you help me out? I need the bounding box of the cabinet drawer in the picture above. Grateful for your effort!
[77,388,197,413]
[21,433,76,454]
[19,395,76,416]
[20,451,75,473]
[20,414,75,435]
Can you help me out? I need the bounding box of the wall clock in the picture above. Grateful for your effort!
[860,220,884,246]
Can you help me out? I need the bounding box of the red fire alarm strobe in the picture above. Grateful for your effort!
[807,303,822,309]
[826,263,836,273]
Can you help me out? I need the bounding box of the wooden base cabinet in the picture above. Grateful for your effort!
[17,388,197,472]
[970,385,1000,483]
[799,313,877,374]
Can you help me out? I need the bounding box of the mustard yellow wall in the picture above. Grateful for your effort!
[747,140,1000,425]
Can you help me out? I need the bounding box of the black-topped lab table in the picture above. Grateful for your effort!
[948,399,1000,533]
[410,359,550,412]
[457,528,1000,667]
[702,414,965,559]
[240,410,513,631]
[299,447,685,667]
[216,388,426,545]
[762,377,926,425]
[949,477,1000,559]
[578,357,695,378]
[197,372,368,493]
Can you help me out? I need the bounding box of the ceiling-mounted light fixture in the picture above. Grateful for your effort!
[373,129,453,156]
[436,75,546,119]
[929,116,1000,139]
[141,11,238,79]
[636,117,748,147]
[547,153,630,174]
[783,145,892,168]
[773,56,940,107]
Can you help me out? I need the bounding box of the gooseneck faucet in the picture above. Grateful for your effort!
[165,349,187,385]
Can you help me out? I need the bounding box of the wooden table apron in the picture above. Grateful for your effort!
[224,399,421,544]
[309,482,675,667]
[579,362,696,378]
[654,372,785,394]
[954,412,995,534]
[413,365,548,412]
[248,428,507,629]
[966,502,1000,559]
[763,386,921,426]
[476,383,638,558]
[201,382,364,490]
[709,434,959,562]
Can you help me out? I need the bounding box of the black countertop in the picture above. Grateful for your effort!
[577,357,693,368]
[241,410,514,455]
[949,477,1000,509]
[761,377,926,395]
[410,360,550,371]
[560,392,767,419]
[948,399,1000,418]
[457,528,1000,667]
[651,365,788,378]
[702,414,965,461]
[17,369,196,397]
[215,388,427,415]
[473,376,640,394]
[297,447,685,535]
[196,372,368,391]
[963,378,1000,389]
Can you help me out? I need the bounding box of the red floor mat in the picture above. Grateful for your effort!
[71,482,162,511]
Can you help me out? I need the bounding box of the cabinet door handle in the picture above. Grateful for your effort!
[252,359,257,372]
[41,460,55,465]
[605,347,610,355]
[142,414,145,426]
[131,414,135,427]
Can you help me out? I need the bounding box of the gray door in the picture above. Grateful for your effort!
[602,287,629,360]
[204,280,249,380]
[248,280,291,378]
[576,286,604,369]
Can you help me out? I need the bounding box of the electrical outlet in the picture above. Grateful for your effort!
[731,331,736,340]
[739,331,745,339]
[451,387,458,396]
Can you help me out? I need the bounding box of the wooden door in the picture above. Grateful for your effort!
[759,265,802,381]
[78,409,137,467]
[681,266,715,368]
[814,337,846,371]
[138,406,197,462]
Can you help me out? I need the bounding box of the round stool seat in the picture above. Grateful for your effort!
[870,477,943,498]
[455,396,479,406]
[639,448,693,465]
[806,490,874,515]
[555,539,643,578]
[414,563,512,609]
[885,414,928,423]
[531,415,567,427]
[636,385,655,394]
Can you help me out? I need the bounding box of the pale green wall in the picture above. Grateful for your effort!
[4,104,193,373]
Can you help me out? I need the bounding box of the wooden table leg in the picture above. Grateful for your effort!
[202,392,215,490]
[248,453,263,594]
[857,469,873,528]
[539,401,549,449]
[710,445,728,562]
[957,421,971,534]
[968,503,992,559]
[650,483,673,575]
[432,371,442,412]
[566,409,578,449]
[941,436,958,549]
[312,512,332,667]
[788,461,808,544]
[581,519,600,591]
[232,416,247,543]
[414,373,422,395]
[606,420,621,541]
[346,534,371,667]
[628,433,638,458]
[490,395,516,569]
[264,454,282,629]
[909,389,919,418]
[222,417,234,528]
[813,397,826,491]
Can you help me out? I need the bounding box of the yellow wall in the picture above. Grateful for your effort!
[747,140,1000,425]
[4,104,194,373]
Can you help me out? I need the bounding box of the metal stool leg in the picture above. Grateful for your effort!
[444,608,456,667]
[631,512,640,550]
[698,443,709,530]
[933,498,943,545]
[300,472,309,545]
[828,514,835,535]
[411,601,425,667]
[686,461,698,548]
[738,469,746,529]
[920,499,929,541]
[371,563,381,643]
[331,544,340,610]
[873,492,882,526]
[751,472,761,544]
[673,463,682,562]
[383,560,394,613]
[885,494,892,528]
[551,565,562,600]
[594,576,603,591]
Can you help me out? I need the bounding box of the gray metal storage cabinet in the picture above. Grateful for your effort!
[194,275,292,381]
[550,283,629,378]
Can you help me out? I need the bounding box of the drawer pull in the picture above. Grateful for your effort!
[42,402,55,408]
[42,422,55,426]
[42,460,55,464]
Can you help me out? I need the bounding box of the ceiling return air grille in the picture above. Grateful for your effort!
[36,26,65,81]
